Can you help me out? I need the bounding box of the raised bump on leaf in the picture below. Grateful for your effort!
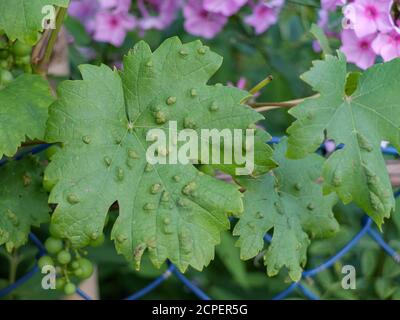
[44,37,273,272]
[287,54,400,227]
[234,138,338,281]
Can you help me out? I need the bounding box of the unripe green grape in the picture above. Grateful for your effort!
[76,258,93,280]
[74,268,83,277]
[64,282,76,295]
[14,55,31,66]
[38,255,54,269]
[0,69,13,86]
[56,277,66,290]
[71,261,80,269]
[57,250,71,265]
[11,40,32,57]
[44,237,63,254]
[89,233,105,247]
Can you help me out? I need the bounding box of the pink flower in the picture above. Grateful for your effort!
[203,0,248,16]
[313,9,341,52]
[93,11,136,47]
[68,0,100,32]
[228,77,262,98]
[244,2,279,34]
[231,77,248,90]
[138,0,181,30]
[183,0,228,39]
[318,9,330,30]
[372,32,400,62]
[244,1,283,35]
[99,0,131,11]
[340,29,377,69]
[344,0,393,38]
[321,0,346,11]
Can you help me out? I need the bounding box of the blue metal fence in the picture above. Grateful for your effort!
[0,139,399,300]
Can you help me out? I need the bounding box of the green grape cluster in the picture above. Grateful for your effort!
[0,31,33,89]
[37,232,102,295]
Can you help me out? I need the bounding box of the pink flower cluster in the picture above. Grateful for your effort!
[319,0,400,69]
[68,0,285,46]
[183,0,284,38]
[69,0,136,47]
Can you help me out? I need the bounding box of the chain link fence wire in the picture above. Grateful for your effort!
[0,138,399,300]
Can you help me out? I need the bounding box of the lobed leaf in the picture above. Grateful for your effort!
[0,157,50,252]
[45,37,275,272]
[287,53,400,227]
[0,74,54,158]
[234,138,339,281]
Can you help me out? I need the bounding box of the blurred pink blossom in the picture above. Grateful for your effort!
[93,11,136,47]
[340,29,376,69]
[230,77,248,90]
[203,0,248,16]
[372,31,400,62]
[244,1,284,34]
[321,0,347,11]
[69,0,136,47]
[68,0,100,32]
[137,0,181,30]
[344,0,393,38]
[99,0,131,11]
[183,0,228,39]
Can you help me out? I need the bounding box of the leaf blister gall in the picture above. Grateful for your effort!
[44,37,269,272]
[287,54,400,227]
[234,138,338,281]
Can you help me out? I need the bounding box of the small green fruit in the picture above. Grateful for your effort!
[64,282,76,295]
[56,277,66,290]
[44,237,63,254]
[74,268,83,277]
[0,69,13,86]
[38,255,54,270]
[11,40,32,57]
[15,55,31,66]
[57,250,71,265]
[76,258,94,280]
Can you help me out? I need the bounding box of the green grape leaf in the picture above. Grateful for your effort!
[0,0,69,45]
[45,37,274,272]
[0,157,50,252]
[216,231,248,288]
[0,74,54,158]
[234,138,338,281]
[287,53,400,227]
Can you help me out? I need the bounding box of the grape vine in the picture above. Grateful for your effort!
[0,0,399,298]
